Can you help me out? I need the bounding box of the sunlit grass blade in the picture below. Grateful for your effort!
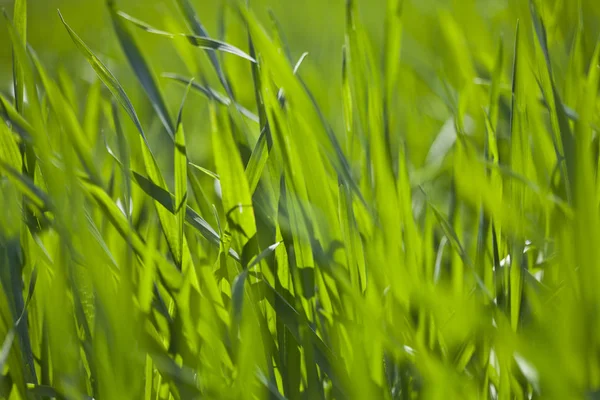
[188,162,219,180]
[173,82,192,269]
[209,102,257,250]
[116,10,256,63]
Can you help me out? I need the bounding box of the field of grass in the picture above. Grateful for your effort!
[1,0,600,398]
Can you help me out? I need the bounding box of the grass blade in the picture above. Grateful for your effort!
[116,10,256,63]
[108,1,175,137]
[12,0,26,113]
[173,82,192,268]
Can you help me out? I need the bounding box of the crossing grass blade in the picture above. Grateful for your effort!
[61,9,188,274]
[116,11,256,63]
[130,170,240,261]
[173,0,236,97]
[0,94,34,142]
[80,178,183,290]
[162,73,259,123]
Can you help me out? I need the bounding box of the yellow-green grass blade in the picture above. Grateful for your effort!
[28,47,102,186]
[530,1,575,203]
[0,122,23,174]
[174,82,192,269]
[209,103,257,251]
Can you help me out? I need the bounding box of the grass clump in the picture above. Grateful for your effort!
[1,0,600,399]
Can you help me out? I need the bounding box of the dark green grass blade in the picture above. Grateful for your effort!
[173,0,236,97]
[131,171,240,261]
[108,1,175,137]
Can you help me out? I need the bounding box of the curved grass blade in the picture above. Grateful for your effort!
[28,47,102,185]
[61,9,188,276]
[243,7,368,215]
[0,95,34,142]
[188,162,219,180]
[247,241,281,270]
[108,1,175,137]
[173,0,237,98]
[162,73,259,123]
[116,10,255,63]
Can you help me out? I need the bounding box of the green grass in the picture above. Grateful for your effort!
[1,0,600,398]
